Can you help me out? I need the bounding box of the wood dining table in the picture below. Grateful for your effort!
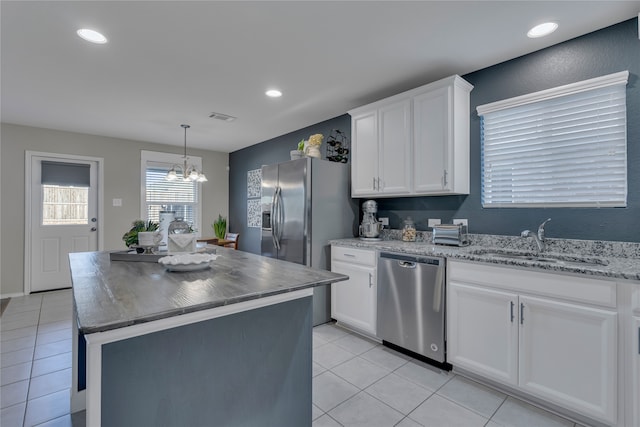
[197,237,234,246]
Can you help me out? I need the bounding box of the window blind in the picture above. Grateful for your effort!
[145,165,199,227]
[478,71,628,208]
[41,161,90,187]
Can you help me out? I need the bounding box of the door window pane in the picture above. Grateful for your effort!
[42,185,88,225]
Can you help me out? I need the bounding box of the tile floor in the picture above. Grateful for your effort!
[1,289,583,427]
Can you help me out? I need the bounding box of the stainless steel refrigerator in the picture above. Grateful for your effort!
[261,157,354,326]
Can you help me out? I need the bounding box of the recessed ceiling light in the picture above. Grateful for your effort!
[266,89,282,98]
[527,22,558,38]
[77,28,108,44]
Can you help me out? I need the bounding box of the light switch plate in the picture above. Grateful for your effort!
[428,218,441,227]
[453,218,468,227]
[379,217,389,226]
[112,198,122,207]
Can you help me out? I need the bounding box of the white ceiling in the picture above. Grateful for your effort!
[1,1,638,153]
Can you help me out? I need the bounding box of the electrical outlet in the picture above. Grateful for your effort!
[112,198,122,207]
[379,217,389,226]
[428,218,441,227]
[453,218,468,227]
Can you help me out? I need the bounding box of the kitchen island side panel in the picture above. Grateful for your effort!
[100,296,312,427]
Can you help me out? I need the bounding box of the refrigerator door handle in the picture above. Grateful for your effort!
[275,186,284,248]
[271,187,280,250]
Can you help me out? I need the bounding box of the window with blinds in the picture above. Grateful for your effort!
[141,151,202,232]
[477,71,628,208]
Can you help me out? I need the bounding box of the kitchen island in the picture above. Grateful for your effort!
[69,248,347,427]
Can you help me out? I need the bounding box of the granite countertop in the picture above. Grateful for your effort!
[329,236,640,281]
[70,248,347,334]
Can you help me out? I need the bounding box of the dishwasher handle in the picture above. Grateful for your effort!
[379,252,442,266]
[398,261,417,269]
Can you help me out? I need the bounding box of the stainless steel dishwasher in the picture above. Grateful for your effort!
[377,252,448,368]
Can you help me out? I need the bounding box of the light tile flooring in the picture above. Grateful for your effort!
[2,289,583,427]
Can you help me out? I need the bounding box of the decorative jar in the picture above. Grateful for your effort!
[402,217,416,242]
[168,217,191,234]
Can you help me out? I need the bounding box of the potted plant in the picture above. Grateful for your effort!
[212,214,227,239]
[290,139,306,160]
[122,220,159,250]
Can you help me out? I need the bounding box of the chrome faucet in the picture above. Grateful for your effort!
[521,218,551,254]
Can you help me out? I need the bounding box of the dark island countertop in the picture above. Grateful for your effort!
[70,248,347,334]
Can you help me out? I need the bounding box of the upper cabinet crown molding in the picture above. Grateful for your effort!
[349,75,473,198]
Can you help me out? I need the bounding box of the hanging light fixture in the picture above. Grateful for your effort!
[165,124,208,182]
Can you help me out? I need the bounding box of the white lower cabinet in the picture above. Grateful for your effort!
[447,261,618,425]
[518,295,617,423]
[448,283,518,385]
[632,316,640,427]
[330,246,376,336]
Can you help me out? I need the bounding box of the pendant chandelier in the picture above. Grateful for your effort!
[165,124,207,182]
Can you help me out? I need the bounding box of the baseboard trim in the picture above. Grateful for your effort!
[0,292,25,300]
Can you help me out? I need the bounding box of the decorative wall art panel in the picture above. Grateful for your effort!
[247,169,262,198]
[247,199,261,228]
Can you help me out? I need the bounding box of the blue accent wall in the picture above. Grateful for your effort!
[230,17,639,248]
[229,115,352,253]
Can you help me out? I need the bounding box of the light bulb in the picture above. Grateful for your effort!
[166,169,178,181]
[527,22,558,38]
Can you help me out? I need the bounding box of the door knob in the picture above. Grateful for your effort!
[91,218,97,222]
[90,227,97,232]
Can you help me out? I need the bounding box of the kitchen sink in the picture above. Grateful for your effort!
[469,249,609,267]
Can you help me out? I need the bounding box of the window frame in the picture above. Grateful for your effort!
[140,150,203,234]
[477,71,628,208]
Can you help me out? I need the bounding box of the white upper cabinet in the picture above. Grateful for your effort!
[351,99,411,197]
[378,99,412,195]
[351,111,379,196]
[414,78,471,194]
[349,75,473,198]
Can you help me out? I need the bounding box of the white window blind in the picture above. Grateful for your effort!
[477,71,628,208]
[141,151,202,232]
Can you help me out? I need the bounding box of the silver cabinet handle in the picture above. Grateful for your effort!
[520,302,524,325]
[343,253,356,258]
[510,301,514,323]
[638,327,640,354]
[372,177,376,191]
[368,272,373,287]
[443,170,448,187]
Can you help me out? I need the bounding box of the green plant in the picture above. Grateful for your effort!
[122,220,159,247]
[297,139,305,151]
[212,215,227,239]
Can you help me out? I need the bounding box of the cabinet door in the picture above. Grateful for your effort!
[447,282,518,385]
[519,296,617,424]
[378,99,411,195]
[351,111,379,197]
[331,260,376,335]
[413,86,451,193]
[632,316,640,427]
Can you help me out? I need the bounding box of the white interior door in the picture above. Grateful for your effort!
[28,155,100,293]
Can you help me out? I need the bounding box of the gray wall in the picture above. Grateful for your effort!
[230,17,639,247]
[229,115,351,254]
[375,17,639,243]
[0,124,229,296]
